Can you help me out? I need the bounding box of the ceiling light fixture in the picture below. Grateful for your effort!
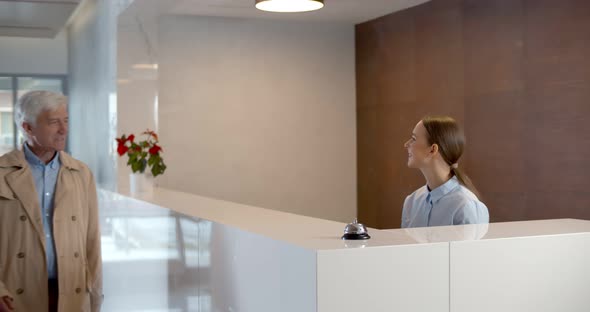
[132,64,158,70]
[255,0,324,13]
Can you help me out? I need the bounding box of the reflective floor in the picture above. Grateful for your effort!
[99,191,211,312]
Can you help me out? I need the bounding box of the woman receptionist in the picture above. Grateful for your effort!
[401,116,489,228]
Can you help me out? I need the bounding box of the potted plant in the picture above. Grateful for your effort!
[116,129,167,194]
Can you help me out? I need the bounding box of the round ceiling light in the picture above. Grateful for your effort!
[255,0,324,13]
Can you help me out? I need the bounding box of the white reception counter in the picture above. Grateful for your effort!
[99,188,590,312]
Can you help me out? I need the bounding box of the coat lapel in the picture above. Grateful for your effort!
[5,164,46,247]
[54,151,81,212]
[54,167,70,217]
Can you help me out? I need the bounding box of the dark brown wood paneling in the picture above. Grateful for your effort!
[524,0,590,89]
[464,91,526,194]
[356,106,378,227]
[463,0,524,96]
[484,192,528,223]
[356,0,590,229]
[414,3,464,103]
[524,83,590,193]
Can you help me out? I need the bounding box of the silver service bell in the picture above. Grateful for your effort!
[341,219,371,240]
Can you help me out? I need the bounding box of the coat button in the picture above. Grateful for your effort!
[72,216,77,221]
[20,215,27,221]
[74,252,79,258]
[75,287,82,294]
[16,288,24,295]
[17,252,25,258]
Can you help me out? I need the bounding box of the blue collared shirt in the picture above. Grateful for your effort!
[23,143,60,279]
[401,176,489,228]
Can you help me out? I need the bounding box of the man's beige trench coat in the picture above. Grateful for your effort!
[0,149,103,312]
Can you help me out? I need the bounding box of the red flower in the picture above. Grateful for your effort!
[117,144,129,156]
[149,144,162,155]
[143,129,158,141]
[116,130,166,177]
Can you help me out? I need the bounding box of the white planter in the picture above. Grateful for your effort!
[129,173,154,196]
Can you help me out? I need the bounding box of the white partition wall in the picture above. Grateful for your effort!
[100,191,317,312]
[208,223,317,312]
[317,244,449,312]
[100,189,590,312]
[450,233,590,312]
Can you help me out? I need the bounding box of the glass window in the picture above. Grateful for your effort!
[17,77,64,97]
[0,77,14,155]
[0,75,66,155]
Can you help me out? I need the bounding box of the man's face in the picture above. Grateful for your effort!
[24,105,69,152]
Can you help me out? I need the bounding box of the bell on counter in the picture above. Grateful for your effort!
[341,218,371,240]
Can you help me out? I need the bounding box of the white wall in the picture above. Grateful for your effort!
[0,34,67,74]
[116,1,163,190]
[156,16,356,222]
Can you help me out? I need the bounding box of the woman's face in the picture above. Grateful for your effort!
[404,121,433,168]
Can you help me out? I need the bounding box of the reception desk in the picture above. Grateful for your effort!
[98,188,590,312]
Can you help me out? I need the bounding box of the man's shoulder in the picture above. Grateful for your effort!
[0,149,25,168]
[59,152,91,174]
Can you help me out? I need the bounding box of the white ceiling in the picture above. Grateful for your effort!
[168,0,430,24]
[0,0,430,38]
[0,0,79,38]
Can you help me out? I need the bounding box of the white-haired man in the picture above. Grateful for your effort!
[0,90,103,312]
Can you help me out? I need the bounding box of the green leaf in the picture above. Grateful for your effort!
[131,161,140,172]
[148,155,155,166]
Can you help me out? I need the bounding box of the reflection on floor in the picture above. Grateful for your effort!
[99,190,211,312]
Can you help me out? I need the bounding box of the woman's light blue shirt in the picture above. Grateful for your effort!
[401,176,489,228]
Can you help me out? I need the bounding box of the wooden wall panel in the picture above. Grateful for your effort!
[356,0,590,228]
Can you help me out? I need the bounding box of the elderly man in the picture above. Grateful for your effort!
[0,90,102,312]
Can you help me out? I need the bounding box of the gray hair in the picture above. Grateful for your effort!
[14,90,67,134]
